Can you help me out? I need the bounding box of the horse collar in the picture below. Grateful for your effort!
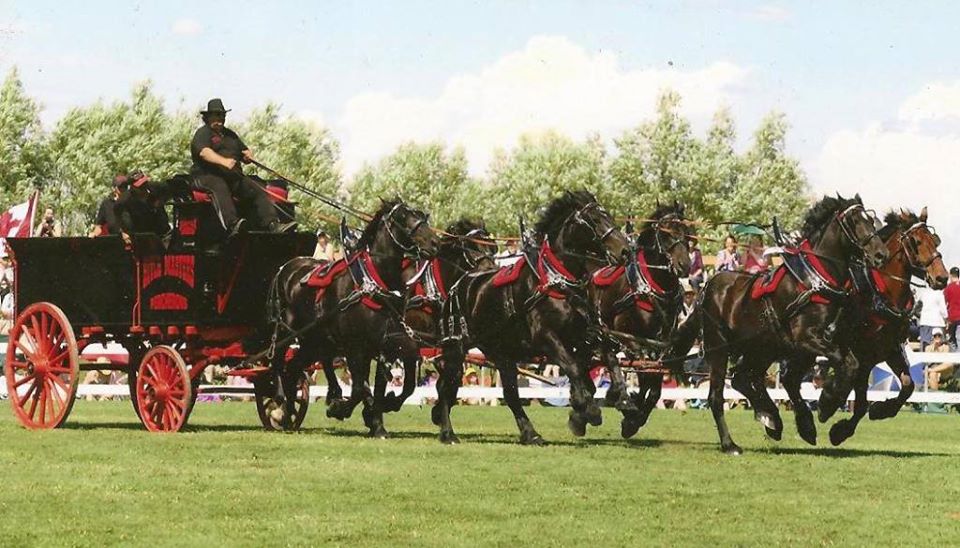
[534,241,579,299]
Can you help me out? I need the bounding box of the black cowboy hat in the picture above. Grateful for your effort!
[200,98,231,115]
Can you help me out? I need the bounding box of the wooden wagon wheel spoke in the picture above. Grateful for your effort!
[135,346,191,433]
[13,374,35,389]
[30,314,45,354]
[47,377,66,412]
[14,339,38,363]
[8,360,29,370]
[37,388,48,423]
[48,349,70,368]
[20,378,40,403]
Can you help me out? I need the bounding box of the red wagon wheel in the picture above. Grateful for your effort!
[4,302,79,429]
[134,346,192,432]
[255,373,310,431]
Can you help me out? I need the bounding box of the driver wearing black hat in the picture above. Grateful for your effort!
[190,98,295,235]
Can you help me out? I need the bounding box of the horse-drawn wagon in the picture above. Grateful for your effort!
[3,188,315,432]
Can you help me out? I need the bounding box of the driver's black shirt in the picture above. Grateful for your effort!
[94,198,120,234]
[190,125,247,176]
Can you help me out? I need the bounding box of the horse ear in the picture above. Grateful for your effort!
[624,220,634,234]
[920,206,928,222]
[854,193,862,203]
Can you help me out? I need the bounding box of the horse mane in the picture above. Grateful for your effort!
[878,210,919,240]
[357,198,402,248]
[533,190,597,238]
[800,194,861,239]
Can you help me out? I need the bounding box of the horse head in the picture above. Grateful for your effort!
[638,200,692,278]
[891,207,948,289]
[804,194,888,268]
[361,198,439,258]
[442,218,497,271]
[536,190,629,274]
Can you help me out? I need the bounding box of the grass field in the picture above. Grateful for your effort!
[1,400,959,547]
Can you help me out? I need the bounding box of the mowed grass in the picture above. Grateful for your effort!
[0,400,959,547]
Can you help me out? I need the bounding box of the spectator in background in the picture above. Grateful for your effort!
[687,240,704,291]
[918,284,948,348]
[495,240,521,267]
[679,279,697,323]
[313,229,334,261]
[742,236,769,274]
[944,267,960,348]
[0,253,13,285]
[33,208,62,237]
[715,235,741,272]
[461,367,481,405]
[0,277,13,335]
[924,328,954,390]
[657,372,687,410]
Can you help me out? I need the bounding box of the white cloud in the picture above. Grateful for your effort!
[171,18,203,36]
[337,35,749,175]
[745,5,791,22]
[898,81,960,122]
[816,122,960,267]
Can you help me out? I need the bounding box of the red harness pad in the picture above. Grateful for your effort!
[751,266,788,300]
[492,257,527,287]
[304,259,349,302]
[592,265,625,287]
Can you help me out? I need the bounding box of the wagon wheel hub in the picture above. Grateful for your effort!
[155,384,171,401]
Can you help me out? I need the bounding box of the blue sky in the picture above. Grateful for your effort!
[2,1,959,261]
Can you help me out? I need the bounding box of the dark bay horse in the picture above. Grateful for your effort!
[780,208,948,446]
[671,194,889,454]
[368,219,497,414]
[589,202,693,438]
[434,191,630,444]
[266,199,439,434]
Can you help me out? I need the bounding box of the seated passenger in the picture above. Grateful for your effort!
[89,174,127,237]
[114,171,172,245]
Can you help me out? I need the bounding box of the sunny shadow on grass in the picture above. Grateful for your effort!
[0,400,958,546]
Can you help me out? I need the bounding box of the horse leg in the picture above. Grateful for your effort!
[542,333,600,437]
[433,354,463,444]
[869,346,914,420]
[602,351,643,438]
[829,364,871,445]
[782,355,817,445]
[706,344,741,455]
[745,356,784,441]
[321,357,343,405]
[499,360,545,445]
[327,352,371,424]
[383,352,419,413]
[363,358,388,433]
[623,373,661,439]
[730,360,781,441]
[818,351,858,423]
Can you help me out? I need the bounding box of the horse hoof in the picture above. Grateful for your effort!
[818,403,840,424]
[325,406,345,421]
[439,432,460,445]
[383,393,402,413]
[586,407,603,427]
[567,416,587,438]
[797,424,817,446]
[722,444,743,456]
[521,433,546,446]
[764,426,782,442]
[621,416,642,439]
[368,427,389,439]
[829,422,852,446]
[868,402,896,421]
[431,406,444,427]
[269,407,286,425]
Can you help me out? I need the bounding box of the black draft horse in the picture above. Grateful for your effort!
[590,202,693,439]
[434,191,630,444]
[266,198,439,435]
[780,208,948,446]
[671,194,889,454]
[365,219,497,416]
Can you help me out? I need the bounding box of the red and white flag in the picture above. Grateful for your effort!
[0,191,38,256]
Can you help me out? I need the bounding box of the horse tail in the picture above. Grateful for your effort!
[668,305,701,367]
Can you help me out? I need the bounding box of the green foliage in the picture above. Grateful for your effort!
[349,142,480,229]
[238,103,342,231]
[483,131,606,234]
[45,82,194,234]
[0,67,49,211]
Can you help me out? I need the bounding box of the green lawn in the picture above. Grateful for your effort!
[0,400,958,547]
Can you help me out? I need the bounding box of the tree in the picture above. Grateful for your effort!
[349,142,480,229]
[0,67,49,211]
[238,103,342,231]
[725,112,810,229]
[484,131,605,234]
[45,82,193,234]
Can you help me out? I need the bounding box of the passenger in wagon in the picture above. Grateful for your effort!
[89,174,127,237]
[190,98,295,236]
[114,170,172,245]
